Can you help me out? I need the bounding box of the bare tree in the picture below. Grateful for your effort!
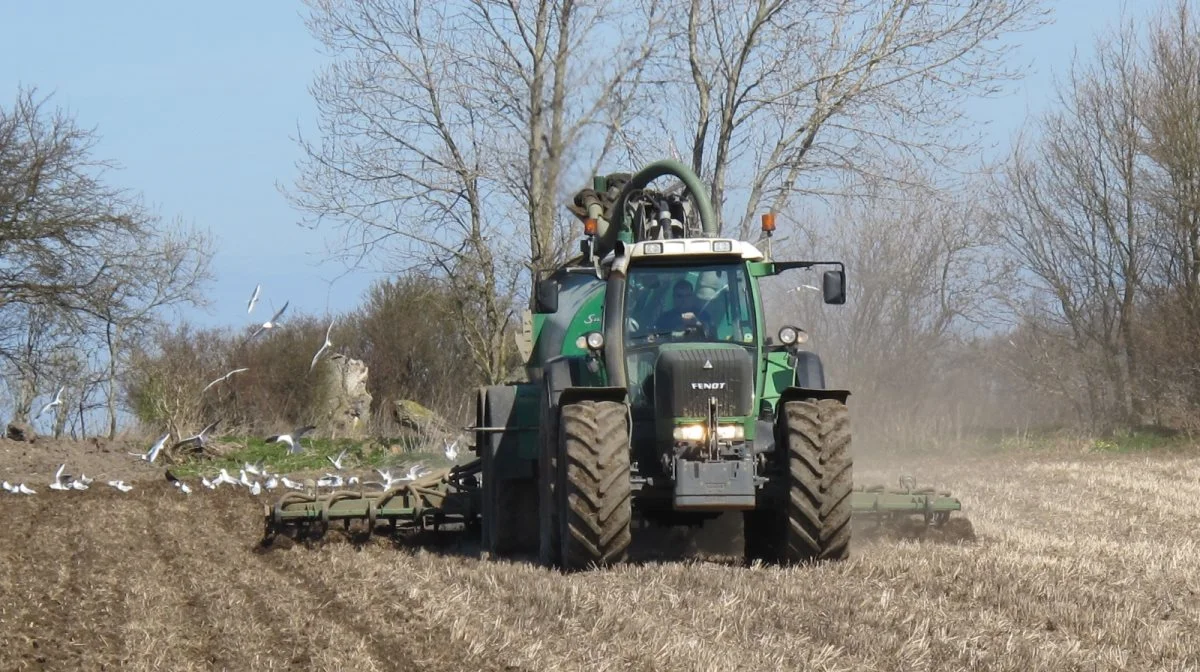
[989,19,1152,428]
[0,88,213,434]
[663,0,1047,238]
[291,0,667,381]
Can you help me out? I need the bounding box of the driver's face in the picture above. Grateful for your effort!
[674,286,696,308]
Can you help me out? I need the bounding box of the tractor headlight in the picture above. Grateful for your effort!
[712,240,733,253]
[672,424,744,442]
[673,424,706,441]
[585,331,604,350]
[778,325,808,345]
[644,242,663,255]
[716,424,745,441]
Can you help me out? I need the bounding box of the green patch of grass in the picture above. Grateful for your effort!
[169,436,453,477]
[1088,430,1192,454]
[965,427,1196,456]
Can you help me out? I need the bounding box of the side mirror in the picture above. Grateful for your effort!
[822,270,846,305]
[535,278,559,313]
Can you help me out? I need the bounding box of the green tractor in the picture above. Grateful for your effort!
[263,160,963,567]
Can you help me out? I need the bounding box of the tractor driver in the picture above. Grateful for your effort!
[655,280,713,337]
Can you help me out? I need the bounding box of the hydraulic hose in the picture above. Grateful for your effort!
[597,159,718,256]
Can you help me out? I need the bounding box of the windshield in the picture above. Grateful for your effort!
[623,261,756,407]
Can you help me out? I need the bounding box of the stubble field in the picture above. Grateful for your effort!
[1,438,1198,672]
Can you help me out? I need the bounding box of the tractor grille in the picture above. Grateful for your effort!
[654,347,753,419]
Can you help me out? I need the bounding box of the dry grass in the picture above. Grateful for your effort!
[2,447,1199,670]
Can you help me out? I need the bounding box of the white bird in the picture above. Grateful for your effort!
[406,463,431,481]
[308,319,336,373]
[248,301,289,340]
[215,469,240,487]
[130,433,170,463]
[17,484,36,495]
[280,476,303,490]
[244,461,263,477]
[2,481,15,493]
[49,463,69,490]
[78,474,93,486]
[316,473,344,488]
[238,470,255,488]
[107,480,133,493]
[265,425,316,454]
[247,283,261,314]
[201,369,249,394]
[347,475,360,486]
[201,476,216,489]
[35,386,65,419]
[327,449,347,471]
[174,481,191,495]
[250,481,262,496]
[443,438,459,462]
[69,480,88,491]
[173,419,221,451]
[265,476,279,490]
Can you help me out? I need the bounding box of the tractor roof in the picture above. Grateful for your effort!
[627,238,764,261]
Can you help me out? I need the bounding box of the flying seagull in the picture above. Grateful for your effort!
[308,318,336,373]
[173,419,221,451]
[248,301,289,341]
[202,368,249,394]
[35,386,65,419]
[443,438,459,462]
[247,284,261,314]
[327,449,347,471]
[49,463,69,491]
[214,469,240,488]
[130,433,171,463]
[406,463,431,481]
[265,425,316,454]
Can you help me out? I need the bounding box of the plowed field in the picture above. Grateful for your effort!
[2,438,1199,671]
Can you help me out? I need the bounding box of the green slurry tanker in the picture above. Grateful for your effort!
[263,160,964,568]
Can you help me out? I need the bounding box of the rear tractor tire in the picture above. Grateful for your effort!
[558,400,632,570]
[779,397,853,563]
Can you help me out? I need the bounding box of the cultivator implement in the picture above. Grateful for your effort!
[263,460,963,542]
[262,461,480,541]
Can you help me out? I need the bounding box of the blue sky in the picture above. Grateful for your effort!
[0,0,1150,330]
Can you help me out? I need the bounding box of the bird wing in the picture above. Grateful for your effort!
[324,318,335,342]
[264,434,281,443]
[248,284,261,313]
[36,402,50,418]
[270,301,289,324]
[309,342,329,372]
[294,425,317,438]
[54,463,65,483]
[201,376,223,393]
[53,386,64,403]
[326,455,338,468]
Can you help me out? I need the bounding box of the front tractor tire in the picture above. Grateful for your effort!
[557,400,632,570]
[762,397,853,564]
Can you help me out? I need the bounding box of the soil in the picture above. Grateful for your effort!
[1,438,1198,671]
